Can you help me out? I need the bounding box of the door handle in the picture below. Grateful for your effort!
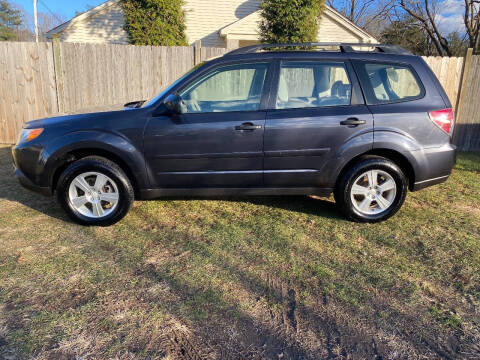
[340,118,366,126]
[235,122,262,131]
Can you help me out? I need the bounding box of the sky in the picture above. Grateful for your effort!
[14,0,105,21]
[436,0,466,34]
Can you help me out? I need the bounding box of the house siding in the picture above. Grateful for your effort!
[317,14,363,43]
[49,0,375,47]
[57,2,129,44]
[184,0,261,47]
[221,9,374,44]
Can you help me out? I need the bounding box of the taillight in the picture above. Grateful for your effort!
[429,108,455,135]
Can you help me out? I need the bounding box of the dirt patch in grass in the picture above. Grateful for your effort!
[1,146,480,359]
[456,204,480,218]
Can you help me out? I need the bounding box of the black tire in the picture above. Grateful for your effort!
[334,156,408,223]
[56,156,134,226]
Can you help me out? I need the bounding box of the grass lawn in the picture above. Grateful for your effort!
[0,144,479,359]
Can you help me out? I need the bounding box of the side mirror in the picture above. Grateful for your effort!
[163,93,185,115]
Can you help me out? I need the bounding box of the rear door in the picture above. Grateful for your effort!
[351,59,450,148]
[264,59,374,187]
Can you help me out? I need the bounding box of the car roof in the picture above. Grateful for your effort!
[215,43,420,65]
[214,51,420,65]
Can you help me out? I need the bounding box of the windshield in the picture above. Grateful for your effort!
[142,61,207,108]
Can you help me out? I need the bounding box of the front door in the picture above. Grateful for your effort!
[144,62,272,188]
[264,60,374,187]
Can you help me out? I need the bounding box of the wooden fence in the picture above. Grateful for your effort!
[422,56,464,109]
[0,42,225,143]
[453,50,480,151]
[57,43,196,113]
[0,42,58,144]
[0,42,479,151]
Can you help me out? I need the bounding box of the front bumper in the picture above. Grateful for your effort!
[14,167,52,196]
[12,145,52,197]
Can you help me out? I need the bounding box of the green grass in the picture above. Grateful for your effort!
[0,145,479,359]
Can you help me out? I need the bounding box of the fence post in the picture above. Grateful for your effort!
[52,37,65,113]
[455,49,473,115]
[453,48,473,146]
[194,40,202,65]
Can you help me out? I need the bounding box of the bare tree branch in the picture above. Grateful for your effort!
[327,0,395,37]
[398,0,452,55]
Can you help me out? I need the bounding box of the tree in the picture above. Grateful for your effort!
[37,12,65,41]
[398,0,452,56]
[380,15,437,55]
[0,0,22,41]
[327,0,395,37]
[463,0,480,54]
[259,0,326,44]
[121,0,188,46]
[447,31,469,56]
[396,0,479,56]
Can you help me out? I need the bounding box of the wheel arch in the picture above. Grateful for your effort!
[335,148,416,191]
[50,147,143,198]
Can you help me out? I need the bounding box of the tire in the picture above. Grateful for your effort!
[56,156,134,226]
[334,156,408,223]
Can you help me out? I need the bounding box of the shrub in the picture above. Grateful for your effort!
[122,0,188,46]
[259,0,326,44]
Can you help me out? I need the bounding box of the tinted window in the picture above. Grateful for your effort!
[364,63,422,102]
[276,62,351,109]
[179,63,268,113]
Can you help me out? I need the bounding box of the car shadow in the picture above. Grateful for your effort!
[156,195,342,220]
[0,147,69,222]
[0,146,341,222]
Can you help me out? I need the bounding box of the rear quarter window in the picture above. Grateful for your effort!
[357,62,425,105]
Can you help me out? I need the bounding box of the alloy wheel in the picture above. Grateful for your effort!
[68,172,119,218]
[350,169,397,215]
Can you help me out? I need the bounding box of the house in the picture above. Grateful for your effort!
[46,0,377,48]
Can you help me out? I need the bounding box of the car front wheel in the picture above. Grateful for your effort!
[56,156,134,226]
[334,156,408,223]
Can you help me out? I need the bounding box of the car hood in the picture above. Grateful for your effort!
[24,104,127,129]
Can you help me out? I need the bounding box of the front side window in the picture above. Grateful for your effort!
[364,63,423,103]
[276,62,352,109]
[179,63,269,113]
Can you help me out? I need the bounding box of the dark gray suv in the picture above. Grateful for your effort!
[12,43,456,226]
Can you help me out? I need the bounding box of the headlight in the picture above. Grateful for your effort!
[17,128,44,144]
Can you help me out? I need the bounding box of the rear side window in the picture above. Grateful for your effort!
[361,63,424,104]
[276,62,351,109]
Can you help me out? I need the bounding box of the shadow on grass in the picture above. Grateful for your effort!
[111,205,464,359]
[0,147,69,223]
[245,195,341,220]
[110,206,467,358]
[145,195,342,220]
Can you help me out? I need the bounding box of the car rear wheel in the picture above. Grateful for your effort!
[56,156,134,226]
[334,157,407,223]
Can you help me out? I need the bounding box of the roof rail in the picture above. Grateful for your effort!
[225,43,412,56]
